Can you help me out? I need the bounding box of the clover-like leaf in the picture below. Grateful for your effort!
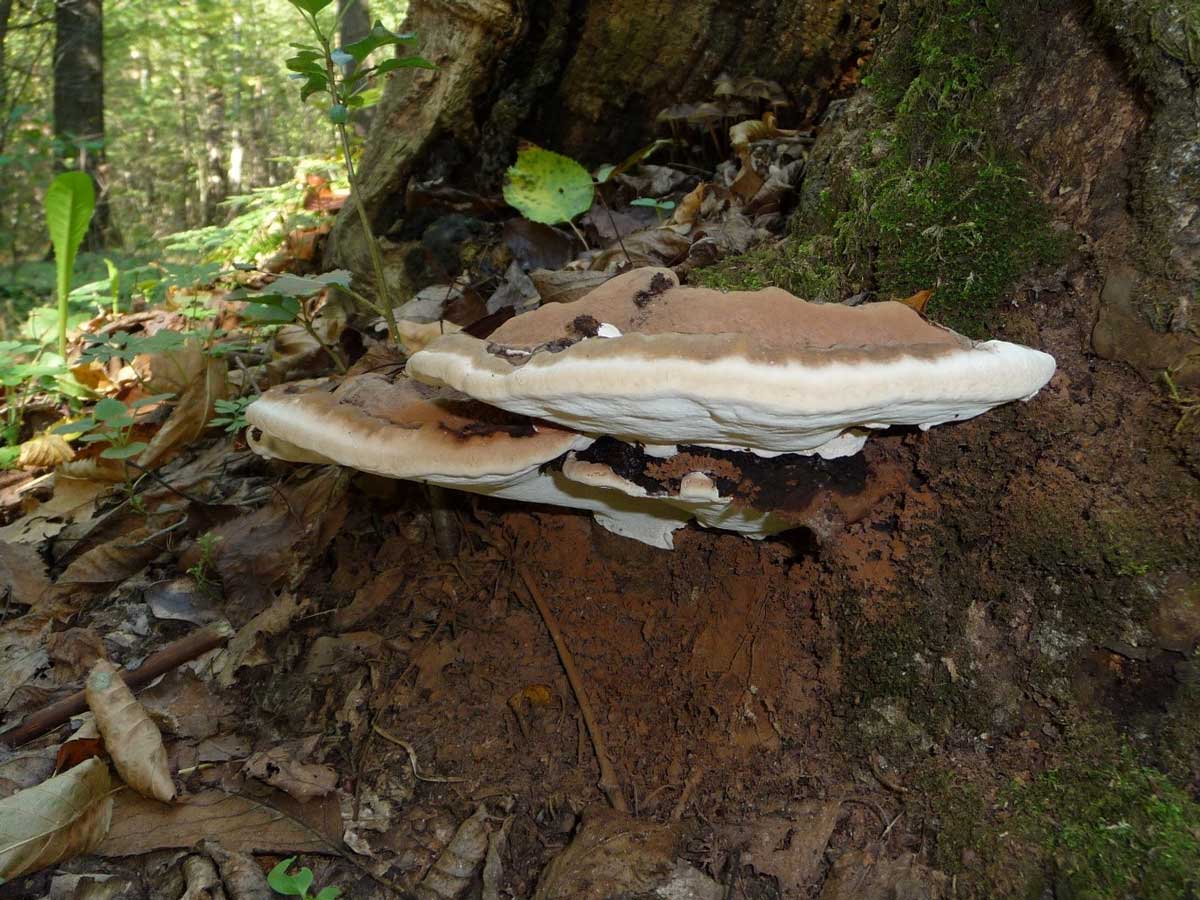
[268,857,315,897]
[287,0,334,15]
[93,398,129,422]
[374,56,436,75]
[101,442,148,460]
[503,144,595,226]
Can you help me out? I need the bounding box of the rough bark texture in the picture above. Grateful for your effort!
[326,0,879,280]
[53,0,115,248]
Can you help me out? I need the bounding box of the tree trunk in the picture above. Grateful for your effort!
[325,0,879,282]
[338,0,373,135]
[53,0,116,249]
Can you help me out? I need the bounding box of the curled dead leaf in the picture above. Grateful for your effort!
[244,746,337,803]
[898,289,933,314]
[0,756,113,880]
[18,434,76,469]
[85,659,176,803]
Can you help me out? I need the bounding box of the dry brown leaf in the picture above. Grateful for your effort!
[243,746,337,803]
[670,183,707,227]
[55,457,127,483]
[69,361,117,393]
[85,660,176,803]
[18,434,76,469]
[0,615,54,712]
[397,319,464,354]
[43,525,168,608]
[46,628,107,679]
[97,786,339,856]
[0,757,114,881]
[333,566,406,631]
[197,467,349,607]
[898,289,933,314]
[0,476,108,546]
[528,270,611,305]
[0,542,50,607]
[215,592,310,688]
[137,355,229,471]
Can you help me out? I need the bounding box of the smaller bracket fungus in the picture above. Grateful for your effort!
[244,373,694,548]
[407,267,1057,457]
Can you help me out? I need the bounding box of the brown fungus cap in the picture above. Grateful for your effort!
[407,268,1058,456]
[245,372,590,487]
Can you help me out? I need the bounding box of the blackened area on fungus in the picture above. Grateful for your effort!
[436,399,539,440]
[575,436,871,513]
[571,315,602,337]
[633,272,674,308]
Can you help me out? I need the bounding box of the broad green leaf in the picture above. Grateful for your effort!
[503,145,595,226]
[287,0,334,15]
[374,56,436,75]
[93,398,128,422]
[270,271,351,296]
[314,888,342,900]
[630,197,676,210]
[299,75,329,102]
[268,858,315,897]
[243,298,301,324]
[100,442,148,460]
[53,418,95,436]
[340,21,418,64]
[45,171,96,358]
[0,757,113,880]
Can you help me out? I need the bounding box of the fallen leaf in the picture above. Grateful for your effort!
[819,843,950,900]
[244,746,337,803]
[0,476,107,546]
[528,270,611,305]
[215,592,310,688]
[670,183,707,227]
[137,354,229,470]
[898,289,933,314]
[0,757,114,881]
[730,802,844,895]
[85,659,176,803]
[18,434,75,469]
[0,616,53,714]
[46,627,107,679]
[333,566,406,631]
[97,787,339,856]
[54,738,105,774]
[0,542,50,607]
[42,524,170,609]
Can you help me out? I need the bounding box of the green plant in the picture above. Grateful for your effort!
[210,397,254,434]
[44,171,97,360]
[235,270,355,372]
[268,857,341,900]
[283,0,434,347]
[187,531,223,595]
[1,340,63,449]
[503,144,596,245]
[53,395,172,462]
[630,196,676,221]
[1161,368,1199,432]
[103,258,121,316]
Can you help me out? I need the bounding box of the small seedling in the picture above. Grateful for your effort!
[268,857,341,900]
[187,531,223,595]
[210,397,254,434]
[630,197,677,221]
[52,395,173,461]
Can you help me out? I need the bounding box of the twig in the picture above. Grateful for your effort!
[595,189,633,268]
[0,622,234,747]
[518,566,627,813]
[372,724,466,783]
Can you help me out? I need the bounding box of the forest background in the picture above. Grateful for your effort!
[0,0,406,320]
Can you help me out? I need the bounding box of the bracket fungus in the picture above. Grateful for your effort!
[406,267,1057,458]
[247,267,1056,549]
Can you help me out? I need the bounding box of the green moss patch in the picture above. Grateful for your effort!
[1009,741,1200,899]
[696,0,1072,336]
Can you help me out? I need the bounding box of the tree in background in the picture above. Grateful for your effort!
[53,0,115,248]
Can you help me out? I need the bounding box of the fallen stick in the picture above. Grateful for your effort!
[518,566,627,812]
[0,621,234,748]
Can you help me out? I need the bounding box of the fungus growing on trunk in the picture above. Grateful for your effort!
[406,267,1057,458]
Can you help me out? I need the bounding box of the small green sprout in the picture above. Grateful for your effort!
[268,857,341,900]
[210,397,254,434]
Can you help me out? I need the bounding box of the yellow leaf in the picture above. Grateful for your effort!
[0,757,113,880]
[18,434,76,469]
[898,289,933,314]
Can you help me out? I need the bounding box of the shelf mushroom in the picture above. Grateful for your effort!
[244,372,702,548]
[406,268,1057,458]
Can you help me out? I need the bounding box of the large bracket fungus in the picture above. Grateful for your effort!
[407,268,1057,458]
[247,268,1056,548]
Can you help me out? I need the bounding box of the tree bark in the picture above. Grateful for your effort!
[53,0,116,249]
[325,0,879,280]
[337,0,374,134]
